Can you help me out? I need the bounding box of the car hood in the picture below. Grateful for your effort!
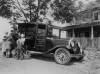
[46,38,70,46]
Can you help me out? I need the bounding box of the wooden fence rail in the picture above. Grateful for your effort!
[73,37,100,50]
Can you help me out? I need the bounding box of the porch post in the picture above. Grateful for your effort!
[59,29,61,38]
[91,26,94,47]
[66,31,68,38]
[72,28,75,38]
[91,26,94,39]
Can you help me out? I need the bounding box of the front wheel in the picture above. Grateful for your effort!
[54,48,71,65]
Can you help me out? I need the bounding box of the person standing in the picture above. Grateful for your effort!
[15,34,26,59]
[2,32,11,57]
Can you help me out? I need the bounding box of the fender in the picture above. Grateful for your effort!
[45,45,69,54]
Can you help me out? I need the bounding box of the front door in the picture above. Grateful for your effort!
[34,24,47,52]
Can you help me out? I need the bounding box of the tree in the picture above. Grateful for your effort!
[9,0,51,23]
[0,0,77,24]
[10,0,29,23]
[0,0,79,26]
[77,1,84,11]
[0,0,12,18]
[50,0,76,23]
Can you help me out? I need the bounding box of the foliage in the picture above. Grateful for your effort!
[0,0,12,18]
[77,1,84,11]
[22,0,38,22]
[50,0,76,23]
[0,0,79,25]
[9,0,51,23]
[10,0,78,24]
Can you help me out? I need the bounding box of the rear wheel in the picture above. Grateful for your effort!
[54,48,71,65]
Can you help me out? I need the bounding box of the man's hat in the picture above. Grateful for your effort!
[21,34,25,38]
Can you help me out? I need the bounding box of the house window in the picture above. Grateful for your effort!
[52,29,59,37]
[94,12,98,20]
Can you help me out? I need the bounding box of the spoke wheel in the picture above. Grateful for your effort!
[54,48,71,65]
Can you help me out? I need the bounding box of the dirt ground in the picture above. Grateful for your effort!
[0,50,100,74]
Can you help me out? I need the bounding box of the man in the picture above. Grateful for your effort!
[15,34,25,59]
[68,38,82,54]
[17,34,25,48]
[8,29,18,41]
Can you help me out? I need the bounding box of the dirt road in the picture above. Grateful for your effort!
[0,51,99,74]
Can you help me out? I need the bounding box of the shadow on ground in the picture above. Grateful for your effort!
[30,53,54,62]
[28,53,84,65]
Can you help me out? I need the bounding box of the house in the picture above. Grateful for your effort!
[61,6,100,50]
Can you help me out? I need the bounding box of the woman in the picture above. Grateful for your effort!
[2,30,19,58]
[2,35,12,57]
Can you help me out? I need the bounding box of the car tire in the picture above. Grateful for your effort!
[54,48,71,65]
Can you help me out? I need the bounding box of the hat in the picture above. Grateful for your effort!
[3,36,7,40]
[21,34,25,38]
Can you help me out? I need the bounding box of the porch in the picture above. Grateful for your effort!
[62,21,100,50]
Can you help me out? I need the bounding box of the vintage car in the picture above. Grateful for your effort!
[17,23,84,65]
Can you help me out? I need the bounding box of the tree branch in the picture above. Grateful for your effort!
[11,0,28,23]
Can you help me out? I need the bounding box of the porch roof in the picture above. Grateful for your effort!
[17,22,62,29]
[62,21,100,30]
